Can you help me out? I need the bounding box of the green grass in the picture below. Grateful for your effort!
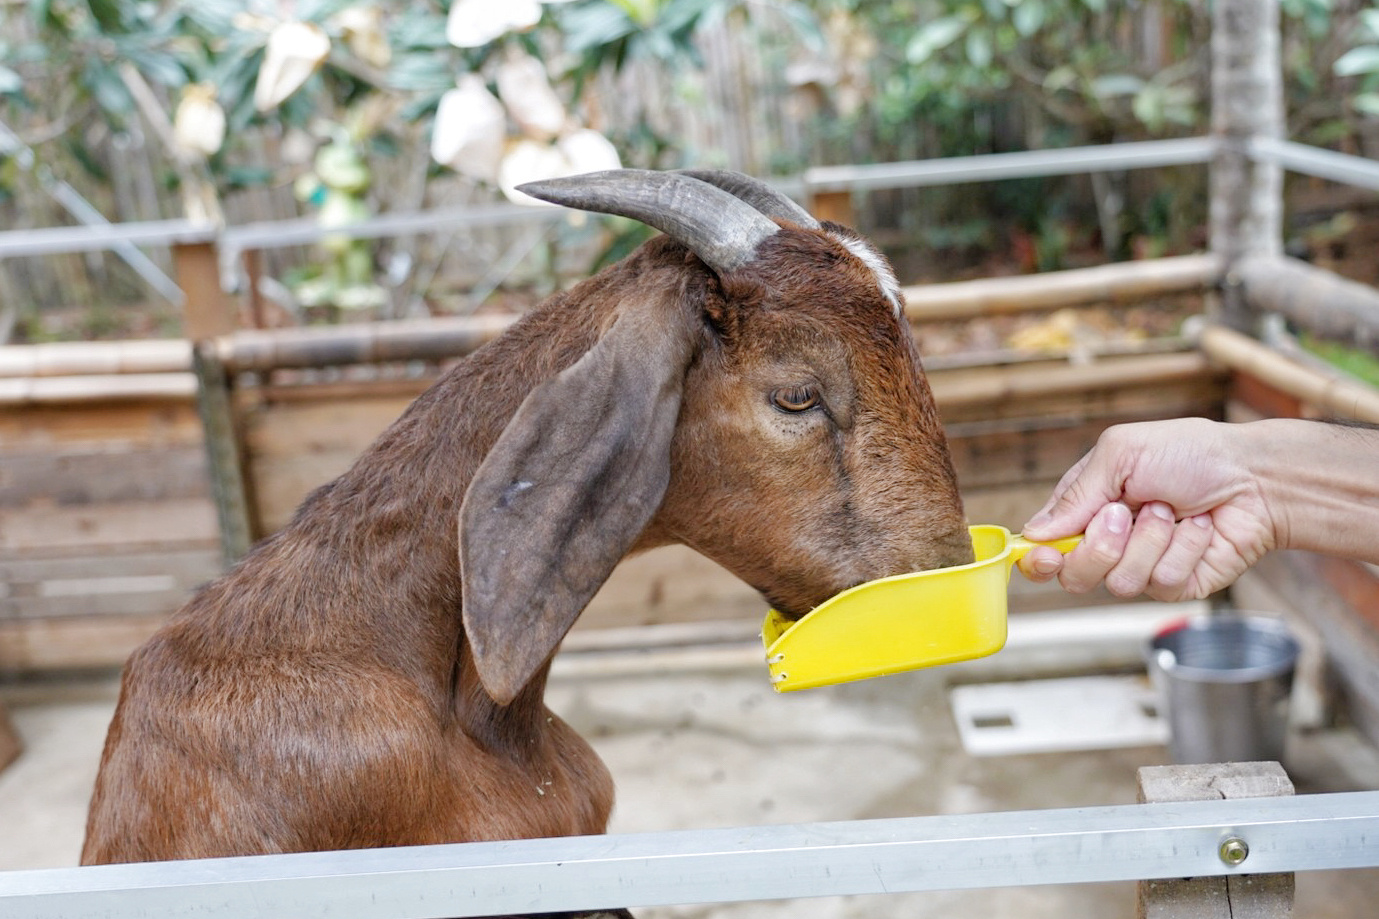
[1300,335,1379,388]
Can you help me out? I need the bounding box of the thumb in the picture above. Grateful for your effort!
[1022,449,1124,540]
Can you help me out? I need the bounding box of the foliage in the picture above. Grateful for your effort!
[4,0,1379,312]
[1300,334,1379,388]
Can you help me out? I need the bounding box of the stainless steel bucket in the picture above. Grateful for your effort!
[1148,615,1299,764]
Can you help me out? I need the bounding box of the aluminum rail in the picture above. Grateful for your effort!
[1248,137,1379,192]
[0,205,561,260]
[0,139,1218,261]
[0,219,217,259]
[1,135,1370,263]
[3,791,1378,919]
[802,136,1219,193]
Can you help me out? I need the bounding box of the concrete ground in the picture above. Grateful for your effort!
[3,610,1379,918]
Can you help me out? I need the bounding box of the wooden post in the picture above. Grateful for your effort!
[1137,763,1295,919]
[173,242,236,341]
[193,343,256,566]
[0,702,20,773]
[1209,0,1284,327]
[807,188,855,227]
[175,240,256,566]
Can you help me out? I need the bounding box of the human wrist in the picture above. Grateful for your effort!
[1244,418,1379,561]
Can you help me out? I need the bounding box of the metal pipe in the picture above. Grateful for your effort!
[1247,137,1379,192]
[3,791,1378,919]
[803,137,1220,193]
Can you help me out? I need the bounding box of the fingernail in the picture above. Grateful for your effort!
[1192,514,1212,529]
[1025,510,1052,532]
[1032,556,1060,576]
[1106,503,1130,535]
[1149,503,1175,521]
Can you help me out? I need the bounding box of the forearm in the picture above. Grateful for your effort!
[1243,419,1379,564]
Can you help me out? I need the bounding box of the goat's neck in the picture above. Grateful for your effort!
[280,288,614,750]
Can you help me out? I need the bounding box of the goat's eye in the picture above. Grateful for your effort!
[771,385,821,413]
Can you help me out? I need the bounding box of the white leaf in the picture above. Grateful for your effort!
[334,5,391,69]
[496,52,567,141]
[254,21,331,112]
[557,129,621,173]
[173,84,226,158]
[446,0,542,49]
[430,75,508,183]
[498,140,574,205]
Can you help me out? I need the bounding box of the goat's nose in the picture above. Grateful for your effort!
[926,525,977,571]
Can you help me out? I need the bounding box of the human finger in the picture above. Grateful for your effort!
[1145,513,1215,602]
[1104,502,1176,598]
[1015,545,1065,583]
[1057,501,1133,594]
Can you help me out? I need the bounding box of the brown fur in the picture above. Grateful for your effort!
[82,223,971,882]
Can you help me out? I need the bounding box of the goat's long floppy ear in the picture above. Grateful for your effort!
[459,303,696,705]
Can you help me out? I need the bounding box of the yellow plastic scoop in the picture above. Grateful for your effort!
[762,525,1082,692]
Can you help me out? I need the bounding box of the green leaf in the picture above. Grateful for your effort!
[1132,85,1164,129]
[1090,73,1144,98]
[1012,0,1045,37]
[86,0,126,34]
[0,66,21,95]
[384,53,454,92]
[559,1,639,57]
[1363,9,1379,40]
[965,29,992,69]
[906,16,969,65]
[128,49,187,89]
[1354,92,1379,116]
[1336,46,1379,77]
[83,60,133,116]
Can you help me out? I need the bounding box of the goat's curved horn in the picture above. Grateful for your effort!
[517,169,780,275]
[674,169,820,229]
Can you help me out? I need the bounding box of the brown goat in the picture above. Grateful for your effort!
[81,170,972,913]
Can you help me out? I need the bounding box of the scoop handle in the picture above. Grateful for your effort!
[1007,533,1084,564]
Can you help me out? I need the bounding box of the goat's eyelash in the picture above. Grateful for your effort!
[771,385,821,413]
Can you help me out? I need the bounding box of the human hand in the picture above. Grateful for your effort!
[1014,418,1276,601]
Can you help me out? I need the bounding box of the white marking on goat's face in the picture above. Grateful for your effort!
[832,233,903,316]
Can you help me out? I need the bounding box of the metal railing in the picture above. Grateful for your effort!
[3,790,1377,919]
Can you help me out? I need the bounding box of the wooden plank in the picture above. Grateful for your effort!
[903,254,1220,322]
[0,400,203,451]
[0,613,166,670]
[946,401,1223,490]
[0,499,218,553]
[0,373,197,405]
[242,395,412,462]
[1199,325,1379,423]
[929,351,1219,410]
[0,339,191,378]
[241,393,414,533]
[0,548,220,620]
[0,446,208,508]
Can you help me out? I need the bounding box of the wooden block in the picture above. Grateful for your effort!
[1136,763,1295,919]
[175,241,237,341]
[1137,761,1294,803]
[0,702,20,774]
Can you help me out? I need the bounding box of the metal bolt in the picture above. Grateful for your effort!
[1219,836,1250,866]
